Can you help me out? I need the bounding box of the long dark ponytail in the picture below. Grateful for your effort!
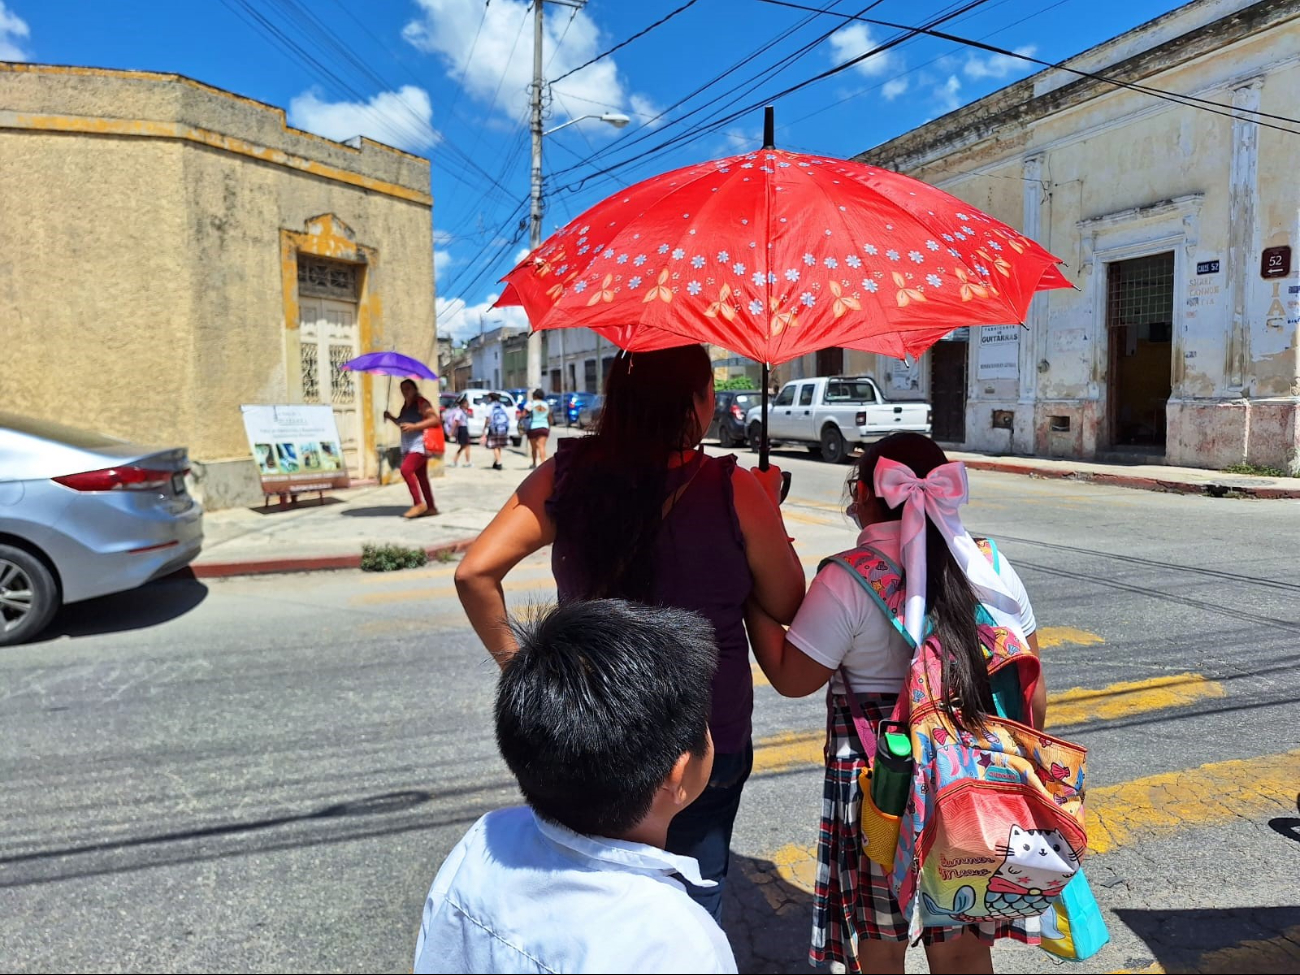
[548,345,714,602]
[852,433,994,729]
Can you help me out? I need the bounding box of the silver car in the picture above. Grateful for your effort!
[0,413,204,646]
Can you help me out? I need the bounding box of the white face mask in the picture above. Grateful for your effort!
[846,500,863,530]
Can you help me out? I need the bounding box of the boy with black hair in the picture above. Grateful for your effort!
[413,600,736,974]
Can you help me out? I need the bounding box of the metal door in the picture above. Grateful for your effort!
[929,339,968,443]
[298,296,362,475]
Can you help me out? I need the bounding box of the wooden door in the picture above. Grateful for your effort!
[297,296,362,475]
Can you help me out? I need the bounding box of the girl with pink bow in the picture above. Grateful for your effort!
[747,433,1046,975]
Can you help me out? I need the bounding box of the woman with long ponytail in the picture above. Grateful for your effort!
[457,344,806,922]
[747,432,1045,975]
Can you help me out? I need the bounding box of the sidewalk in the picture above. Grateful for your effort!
[192,435,1300,579]
[949,451,1300,500]
[192,441,542,578]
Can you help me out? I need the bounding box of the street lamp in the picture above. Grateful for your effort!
[525,1,633,393]
[529,111,630,395]
[544,112,631,137]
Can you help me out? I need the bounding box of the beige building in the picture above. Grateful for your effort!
[787,0,1299,472]
[0,63,436,506]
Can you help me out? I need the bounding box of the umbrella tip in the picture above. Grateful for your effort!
[762,106,775,150]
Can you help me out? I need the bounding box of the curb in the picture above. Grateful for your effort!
[191,536,479,579]
[960,460,1300,500]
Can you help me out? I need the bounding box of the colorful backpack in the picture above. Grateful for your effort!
[822,542,1088,939]
[489,404,510,436]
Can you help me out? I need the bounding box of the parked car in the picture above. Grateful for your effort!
[458,390,522,446]
[577,394,605,429]
[707,389,761,448]
[0,413,204,646]
[544,392,568,420]
[745,377,932,464]
[505,388,530,418]
[565,391,597,426]
[439,392,459,411]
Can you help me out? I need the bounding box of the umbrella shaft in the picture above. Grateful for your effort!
[760,363,770,472]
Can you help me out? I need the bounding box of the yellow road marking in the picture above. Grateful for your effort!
[1037,625,1106,649]
[751,731,824,774]
[1048,673,1224,728]
[753,733,1300,857]
[751,663,770,688]
[783,508,843,527]
[1088,747,1300,855]
[737,841,821,900]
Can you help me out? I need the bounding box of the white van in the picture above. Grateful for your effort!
[459,391,521,445]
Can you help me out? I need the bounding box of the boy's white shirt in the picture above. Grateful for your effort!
[413,806,737,974]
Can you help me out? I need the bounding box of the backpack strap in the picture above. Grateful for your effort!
[818,546,918,650]
[838,666,879,757]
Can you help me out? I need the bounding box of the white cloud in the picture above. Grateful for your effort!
[936,74,963,113]
[436,292,530,342]
[434,247,456,277]
[630,94,664,129]
[288,85,438,153]
[404,0,648,127]
[723,127,760,154]
[0,2,31,61]
[882,78,909,101]
[828,23,900,79]
[963,45,1037,80]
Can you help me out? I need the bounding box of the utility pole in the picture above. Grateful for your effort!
[525,0,547,394]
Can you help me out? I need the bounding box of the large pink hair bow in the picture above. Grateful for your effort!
[873,457,1019,647]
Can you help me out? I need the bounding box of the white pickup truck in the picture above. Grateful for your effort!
[746,376,932,464]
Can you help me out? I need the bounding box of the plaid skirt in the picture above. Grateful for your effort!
[484,431,510,449]
[810,693,1039,972]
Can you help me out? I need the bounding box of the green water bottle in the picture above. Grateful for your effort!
[871,721,913,816]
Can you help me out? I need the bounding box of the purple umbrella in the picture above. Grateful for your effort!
[338,351,438,381]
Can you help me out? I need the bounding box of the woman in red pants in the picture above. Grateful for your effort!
[384,379,440,518]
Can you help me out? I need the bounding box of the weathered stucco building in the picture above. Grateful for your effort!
[0,63,436,506]
[787,0,1299,472]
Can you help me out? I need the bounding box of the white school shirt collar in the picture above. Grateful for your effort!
[857,519,903,557]
[532,812,715,887]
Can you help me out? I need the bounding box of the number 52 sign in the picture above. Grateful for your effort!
[1261,246,1291,279]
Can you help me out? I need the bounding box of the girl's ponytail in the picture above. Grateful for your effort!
[852,433,994,730]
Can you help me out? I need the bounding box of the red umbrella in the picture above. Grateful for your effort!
[498,110,1071,467]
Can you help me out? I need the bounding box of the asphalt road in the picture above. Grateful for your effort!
[3,446,1299,974]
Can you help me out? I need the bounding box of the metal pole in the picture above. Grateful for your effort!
[759,105,775,472]
[525,0,545,392]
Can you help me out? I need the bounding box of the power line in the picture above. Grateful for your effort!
[551,0,703,83]
[548,0,888,182]
[446,0,493,123]
[553,0,995,192]
[778,0,1071,129]
[758,0,1300,134]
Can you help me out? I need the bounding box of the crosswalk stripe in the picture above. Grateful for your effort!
[1088,747,1300,854]
[752,741,1300,856]
[1036,625,1105,649]
[1047,673,1223,728]
[752,669,1216,766]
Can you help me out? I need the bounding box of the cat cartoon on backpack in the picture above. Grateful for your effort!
[922,825,1080,923]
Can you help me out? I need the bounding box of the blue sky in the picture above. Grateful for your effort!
[4,0,1188,339]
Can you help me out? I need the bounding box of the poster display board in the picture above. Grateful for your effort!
[977,325,1021,380]
[241,404,351,496]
